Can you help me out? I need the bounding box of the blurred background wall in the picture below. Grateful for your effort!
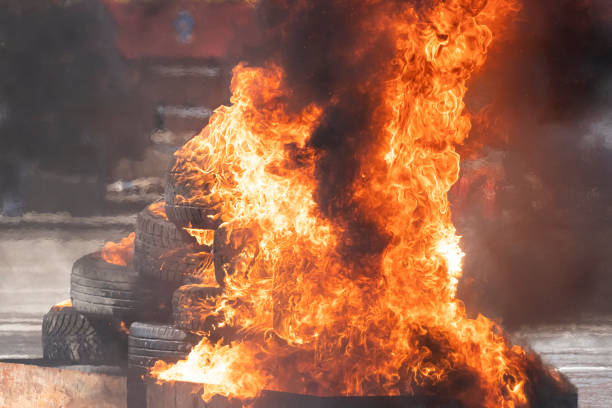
[0,0,259,215]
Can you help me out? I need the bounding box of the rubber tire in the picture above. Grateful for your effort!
[71,252,154,321]
[42,306,126,363]
[172,284,231,343]
[164,159,221,230]
[133,204,209,282]
[127,322,199,371]
[135,202,196,250]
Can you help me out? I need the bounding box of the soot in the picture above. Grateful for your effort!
[457,0,612,325]
[257,0,401,268]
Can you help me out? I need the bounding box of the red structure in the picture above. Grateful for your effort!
[100,0,263,145]
[102,0,260,60]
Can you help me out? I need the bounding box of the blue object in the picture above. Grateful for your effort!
[175,10,195,44]
[1,192,23,217]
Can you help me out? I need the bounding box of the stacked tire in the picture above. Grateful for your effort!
[41,250,152,366]
[42,303,126,364]
[133,201,204,283]
[41,157,229,407]
[41,198,216,359]
[164,156,221,230]
[127,200,218,371]
[126,166,224,406]
[128,322,198,372]
[70,253,154,321]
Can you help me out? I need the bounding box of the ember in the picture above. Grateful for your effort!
[147,0,568,406]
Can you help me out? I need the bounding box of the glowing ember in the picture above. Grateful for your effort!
[152,0,558,406]
[101,232,135,266]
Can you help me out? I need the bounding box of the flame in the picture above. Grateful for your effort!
[154,341,271,399]
[151,1,543,406]
[184,226,215,247]
[51,299,72,311]
[101,232,135,266]
[149,201,169,220]
[118,321,130,335]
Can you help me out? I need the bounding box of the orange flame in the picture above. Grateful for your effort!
[149,201,169,220]
[51,299,72,311]
[101,232,135,266]
[186,254,218,286]
[151,1,542,407]
[184,226,215,247]
[118,321,130,335]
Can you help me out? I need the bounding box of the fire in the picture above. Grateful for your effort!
[51,299,72,311]
[184,227,214,247]
[118,321,130,335]
[151,0,549,406]
[101,232,135,266]
[149,201,168,220]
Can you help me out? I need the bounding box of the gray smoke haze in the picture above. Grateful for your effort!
[455,0,612,326]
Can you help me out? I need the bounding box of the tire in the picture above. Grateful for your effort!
[135,202,196,250]
[133,203,209,282]
[172,284,231,342]
[127,322,199,371]
[164,158,221,230]
[42,306,126,363]
[71,252,154,321]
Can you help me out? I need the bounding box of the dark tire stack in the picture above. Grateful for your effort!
[70,253,154,320]
[41,198,217,367]
[41,157,228,408]
[41,248,147,367]
[164,157,221,230]
[125,168,225,406]
[133,203,203,283]
[128,322,199,372]
[127,321,201,408]
[42,305,127,364]
[162,157,231,341]
[171,284,228,339]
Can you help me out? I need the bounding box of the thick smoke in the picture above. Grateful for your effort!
[257,0,400,273]
[254,0,612,326]
[455,0,612,326]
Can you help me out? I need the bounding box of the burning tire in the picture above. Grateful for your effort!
[133,202,207,283]
[164,159,221,230]
[127,322,198,371]
[213,226,259,287]
[42,305,126,363]
[70,252,154,321]
[172,284,228,341]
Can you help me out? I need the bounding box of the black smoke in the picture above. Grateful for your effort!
[456,0,612,327]
[257,0,399,275]
[255,0,612,325]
